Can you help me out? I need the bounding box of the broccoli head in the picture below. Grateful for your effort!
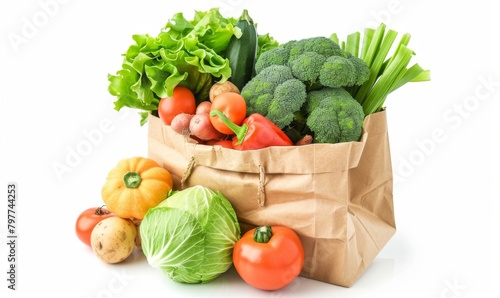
[240,65,307,129]
[254,36,370,90]
[289,52,326,84]
[241,36,369,143]
[319,55,371,88]
[304,87,337,114]
[287,36,344,61]
[254,46,291,73]
[306,87,365,144]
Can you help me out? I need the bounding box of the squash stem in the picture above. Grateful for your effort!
[253,225,273,243]
[240,9,253,24]
[124,172,142,188]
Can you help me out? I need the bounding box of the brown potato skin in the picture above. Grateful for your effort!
[209,81,240,102]
[90,217,137,264]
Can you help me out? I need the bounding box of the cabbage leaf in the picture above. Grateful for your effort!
[140,185,241,284]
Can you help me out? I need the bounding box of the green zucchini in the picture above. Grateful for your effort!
[226,9,258,91]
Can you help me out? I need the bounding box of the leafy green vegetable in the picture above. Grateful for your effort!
[332,23,431,114]
[108,8,241,125]
[257,33,279,60]
[140,185,241,284]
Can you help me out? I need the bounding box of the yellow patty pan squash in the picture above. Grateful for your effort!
[101,157,173,220]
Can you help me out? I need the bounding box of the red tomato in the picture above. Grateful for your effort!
[209,92,247,135]
[158,86,196,125]
[233,225,304,290]
[75,206,115,247]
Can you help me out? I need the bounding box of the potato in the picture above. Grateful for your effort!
[209,81,240,102]
[90,217,137,264]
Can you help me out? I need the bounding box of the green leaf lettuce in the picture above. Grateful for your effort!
[108,8,241,124]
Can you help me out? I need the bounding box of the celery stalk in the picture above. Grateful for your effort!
[410,69,431,82]
[391,63,428,92]
[330,33,339,45]
[345,32,361,58]
[362,24,386,68]
[355,28,399,105]
[363,44,414,114]
[360,28,375,61]
[335,23,430,114]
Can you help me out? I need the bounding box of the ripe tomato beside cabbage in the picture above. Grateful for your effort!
[232,225,304,290]
[75,206,116,247]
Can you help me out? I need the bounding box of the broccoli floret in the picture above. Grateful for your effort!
[254,46,291,74]
[306,87,365,143]
[305,87,338,114]
[241,65,307,128]
[266,79,307,128]
[288,37,344,61]
[288,52,326,84]
[319,56,371,88]
[347,55,371,85]
[252,36,369,90]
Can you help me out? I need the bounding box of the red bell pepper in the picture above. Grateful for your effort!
[209,110,293,150]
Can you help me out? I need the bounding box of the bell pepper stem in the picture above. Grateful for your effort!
[210,109,248,145]
[124,171,142,188]
[253,225,273,243]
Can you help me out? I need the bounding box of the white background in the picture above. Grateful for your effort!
[1,0,499,297]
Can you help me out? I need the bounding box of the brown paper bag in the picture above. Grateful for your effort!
[147,111,396,287]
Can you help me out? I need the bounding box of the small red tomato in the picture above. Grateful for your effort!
[233,225,304,290]
[75,206,115,247]
[158,86,196,125]
[209,92,247,135]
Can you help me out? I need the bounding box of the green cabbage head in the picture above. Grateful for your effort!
[140,185,241,284]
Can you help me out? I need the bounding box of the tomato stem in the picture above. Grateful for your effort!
[95,205,110,215]
[124,171,142,188]
[253,225,273,243]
